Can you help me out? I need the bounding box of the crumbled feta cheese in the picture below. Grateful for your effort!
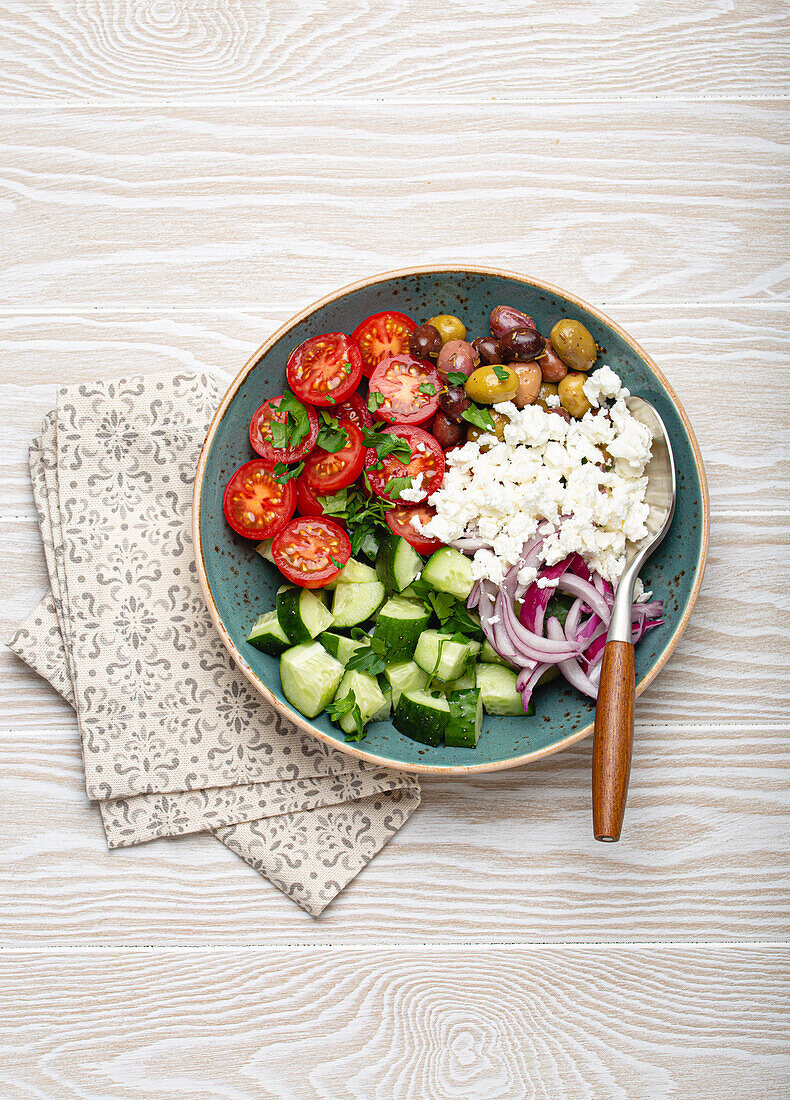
[398,472,425,503]
[583,364,629,408]
[421,367,653,585]
[536,576,558,590]
[544,393,561,408]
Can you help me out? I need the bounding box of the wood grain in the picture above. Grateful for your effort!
[0,102,787,309]
[0,1,788,101]
[0,947,787,1098]
[593,641,636,842]
[0,306,787,516]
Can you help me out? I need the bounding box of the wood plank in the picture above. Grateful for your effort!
[0,102,787,308]
[0,947,787,1098]
[0,704,787,943]
[0,305,787,515]
[4,511,787,727]
[0,1,787,100]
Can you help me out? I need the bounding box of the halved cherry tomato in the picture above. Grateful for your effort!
[368,354,441,426]
[352,311,416,377]
[286,333,362,408]
[303,421,365,494]
[272,517,351,589]
[333,391,372,432]
[223,459,296,539]
[365,424,445,504]
[386,502,445,555]
[249,395,318,463]
[295,472,347,527]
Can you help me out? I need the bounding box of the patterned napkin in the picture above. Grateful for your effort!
[7,372,419,916]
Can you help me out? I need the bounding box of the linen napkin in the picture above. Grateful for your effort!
[7,371,419,915]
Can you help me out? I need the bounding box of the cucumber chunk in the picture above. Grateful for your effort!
[371,684,392,722]
[324,557,379,590]
[434,669,476,694]
[330,581,386,629]
[421,546,475,600]
[375,596,431,659]
[320,631,366,666]
[480,639,515,668]
[384,660,429,708]
[255,539,276,564]
[476,663,531,716]
[246,609,290,656]
[394,689,450,746]
[333,669,388,736]
[445,688,483,747]
[276,586,334,645]
[414,629,476,682]
[280,642,344,718]
[376,533,423,593]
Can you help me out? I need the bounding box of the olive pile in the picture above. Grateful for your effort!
[408,305,599,447]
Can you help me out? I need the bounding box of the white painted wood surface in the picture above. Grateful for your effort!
[0,3,788,1096]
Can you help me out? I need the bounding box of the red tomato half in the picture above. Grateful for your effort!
[286,333,362,408]
[295,473,347,527]
[249,395,318,463]
[352,311,417,377]
[368,354,441,426]
[365,424,445,504]
[386,503,445,555]
[303,421,365,494]
[272,517,351,589]
[223,459,296,539]
[334,391,372,432]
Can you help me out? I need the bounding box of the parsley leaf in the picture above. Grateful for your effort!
[326,691,365,740]
[446,371,468,387]
[419,382,437,396]
[346,634,387,677]
[271,460,305,484]
[361,427,413,464]
[268,391,311,452]
[315,487,392,558]
[493,365,510,382]
[367,391,386,412]
[383,476,413,498]
[461,405,496,433]
[405,580,483,639]
[329,554,344,569]
[316,422,349,453]
[315,488,349,516]
[341,360,352,375]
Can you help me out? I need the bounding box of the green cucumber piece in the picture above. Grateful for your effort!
[375,596,431,659]
[280,642,344,718]
[356,529,383,564]
[445,688,483,747]
[421,546,475,600]
[414,629,475,682]
[476,663,531,716]
[394,689,450,746]
[480,639,515,668]
[246,609,290,656]
[320,631,366,666]
[330,581,386,629]
[333,669,388,736]
[276,585,334,645]
[324,557,379,590]
[371,684,392,722]
[538,666,560,687]
[384,660,429,708]
[376,533,423,593]
[255,539,276,564]
[434,669,476,694]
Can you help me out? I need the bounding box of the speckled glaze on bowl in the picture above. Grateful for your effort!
[193,266,709,775]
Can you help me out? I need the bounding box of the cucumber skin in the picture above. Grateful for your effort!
[319,632,365,666]
[247,611,290,656]
[276,587,332,645]
[445,688,483,747]
[393,690,449,747]
[375,597,431,659]
[384,661,429,708]
[375,533,422,593]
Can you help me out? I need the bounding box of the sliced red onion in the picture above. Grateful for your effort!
[451,535,492,554]
[519,555,576,635]
[468,579,482,609]
[563,597,585,640]
[546,617,598,699]
[556,573,611,622]
[497,589,583,661]
[517,661,551,712]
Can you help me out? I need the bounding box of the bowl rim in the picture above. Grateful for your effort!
[193,264,710,776]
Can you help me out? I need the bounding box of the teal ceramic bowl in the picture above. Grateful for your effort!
[193,266,709,775]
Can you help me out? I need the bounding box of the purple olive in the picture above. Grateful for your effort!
[431,409,466,449]
[490,305,538,340]
[409,324,442,361]
[471,336,502,365]
[436,339,478,380]
[438,384,471,423]
[539,337,568,383]
[498,327,545,363]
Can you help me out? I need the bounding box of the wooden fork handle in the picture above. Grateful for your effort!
[592,640,635,842]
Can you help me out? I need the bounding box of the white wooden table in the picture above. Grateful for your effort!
[0,3,788,1096]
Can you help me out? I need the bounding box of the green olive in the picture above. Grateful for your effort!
[464,364,519,404]
[536,381,559,410]
[550,318,598,372]
[558,371,592,418]
[428,314,466,344]
[467,409,507,448]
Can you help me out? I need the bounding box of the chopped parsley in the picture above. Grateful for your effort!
[317,488,393,558]
[361,426,413,464]
[329,554,344,570]
[341,360,352,375]
[492,365,510,382]
[367,391,386,412]
[383,475,413,498]
[419,382,437,396]
[267,391,312,452]
[316,419,349,453]
[446,371,468,387]
[346,631,387,677]
[326,691,364,740]
[461,404,496,433]
[271,459,305,484]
